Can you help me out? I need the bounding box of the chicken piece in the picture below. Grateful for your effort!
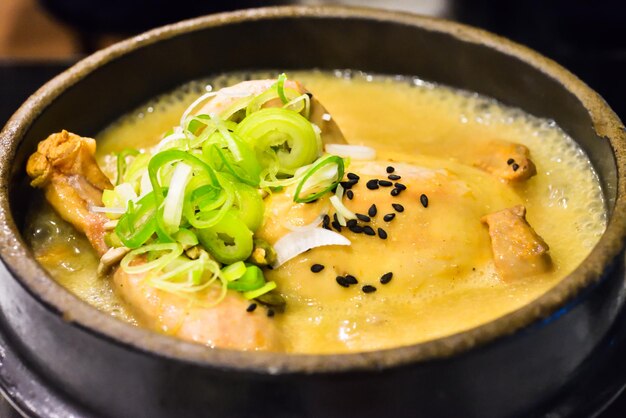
[196,79,346,145]
[473,140,537,182]
[26,130,113,255]
[114,268,282,350]
[26,131,282,351]
[481,205,551,280]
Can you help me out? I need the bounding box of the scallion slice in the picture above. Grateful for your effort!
[227,264,265,292]
[235,108,321,173]
[116,149,139,185]
[293,155,345,203]
[120,242,183,275]
[243,281,277,300]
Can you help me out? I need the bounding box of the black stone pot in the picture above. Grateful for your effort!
[0,6,625,418]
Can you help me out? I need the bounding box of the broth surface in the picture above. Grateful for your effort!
[26,70,606,353]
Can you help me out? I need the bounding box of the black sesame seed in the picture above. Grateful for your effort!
[383,213,396,222]
[378,228,388,239]
[512,163,520,171]
[305,92,314,99]
[346,219,358,228]
[507,158,515,165]
[368,204,377,217]
[392,203,404,213]
[366,179,379,190]
[394,183,407,191]
[380,272,393,284]
[362,285,377,293]
[333,213,339,223]
[390,188,401,197]
[346,190,354,200]
[356,213,371,222]
[349,224,364,233]
[331,221,342,232]
[340,181,354,189]
[388,174,401,181]
[420,194,429,208]
[267,308,275,317]
[347,172,360,181]
[311,264,325,273]
[323,214,331,229]
[362,226,376,236]
[344,274,358,285]
[386,166,395,173]
[378,180,393,187]
[336,276,350,287]
[246,303,257,312]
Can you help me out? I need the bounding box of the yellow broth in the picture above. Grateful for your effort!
[26,70,606,353]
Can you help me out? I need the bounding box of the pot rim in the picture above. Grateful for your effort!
[0,5,625,374]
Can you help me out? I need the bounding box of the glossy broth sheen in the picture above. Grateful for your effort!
[27,70,606,353]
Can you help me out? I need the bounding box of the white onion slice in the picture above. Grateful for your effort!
[90,206,127,214]
[325,144,376,160]
[273,227,351,268]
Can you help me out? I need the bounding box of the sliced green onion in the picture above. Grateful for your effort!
[243,281,277,300]
[227,264,265,292]
[174,228,198,249]
[101,183,137,220]
[283,93,311,118]
[120,242,183,275]
[148,253,228,306]
[115,191,158,248]
[124,153,151,184]
[211,113,243,162]
[116,149,139,186]
[232,183,264,232]
[245,85,300,116]
[235,108,321,173]
[186,114,213,136]
[183,173,235,230]
[276,73,289,104]
[196,210,253,264]
[218,95,255,122]
[202,132,262,186]
[294,155,345,203]
[180,91,217,126]
[221,261,247,282]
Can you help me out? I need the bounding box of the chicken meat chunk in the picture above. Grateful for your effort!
[481,205,552,280]
[26,130,113,255]
[26,130,282,351]
[473,140,537,182]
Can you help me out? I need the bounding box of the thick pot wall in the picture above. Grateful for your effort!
[0,246,623,418]
[1,9,625,418]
